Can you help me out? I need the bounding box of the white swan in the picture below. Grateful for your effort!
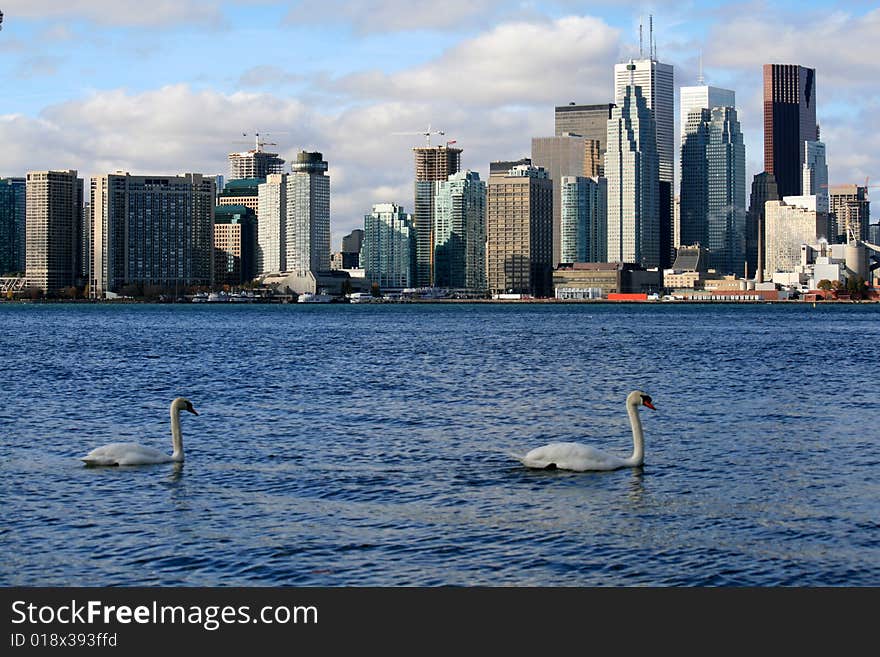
[512,390,656,471]
[80,397,199,466]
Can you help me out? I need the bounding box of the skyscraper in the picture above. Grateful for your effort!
[763,64,818,198]
[256,152,331,276]
[706,107,746,274]
[340,228,364,269]
[0,177,25,275]
[614,58,674,267]
[531,134,589,266]
[679,107,711,248]
[361,203,414,290]
[433,170,486,290]
[605,84,659,269]
[745,173,779,281]
[679,84,736,145]
[554,103,615,169]
[764,198,829,276]
[560,176,607,264]
[214,204,257,286]
[486,165,553,297]
[413,145,462,287]
[227,144,285,181]
[288,151,330,275]
[90,173,214,297]
[25,170,84,294]
[257,173,287,274]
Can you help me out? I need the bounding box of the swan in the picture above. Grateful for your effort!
[512,390,656,471]
[80,397,199,466]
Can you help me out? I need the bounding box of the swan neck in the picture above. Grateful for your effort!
[626,400,645,466]
[170,405,184,461]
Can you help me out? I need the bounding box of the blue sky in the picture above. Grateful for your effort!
[1,1,878,246]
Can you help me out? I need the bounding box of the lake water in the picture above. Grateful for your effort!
[1,302,878,586]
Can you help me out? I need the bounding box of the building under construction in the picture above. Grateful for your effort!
[413,145,462,287]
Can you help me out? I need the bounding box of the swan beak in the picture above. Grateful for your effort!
[643,401,656,410]
[187,405,199,416]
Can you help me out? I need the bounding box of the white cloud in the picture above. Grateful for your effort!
[330,16,621,106]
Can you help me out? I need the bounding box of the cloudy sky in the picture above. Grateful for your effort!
[1,1,877,247]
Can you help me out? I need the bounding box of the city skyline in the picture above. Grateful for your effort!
[0,3,876,250]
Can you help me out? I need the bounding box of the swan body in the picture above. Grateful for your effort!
[80,397,198,466]
[513,390,655,472]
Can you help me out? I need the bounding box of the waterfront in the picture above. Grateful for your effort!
[1,303,878,586]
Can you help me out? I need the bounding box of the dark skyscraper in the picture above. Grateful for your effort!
[763,64,817,198]
[745,172,779,282]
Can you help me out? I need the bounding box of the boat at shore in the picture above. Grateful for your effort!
[297,292,334,303]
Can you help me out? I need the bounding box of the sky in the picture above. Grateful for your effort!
[1,0,878,248]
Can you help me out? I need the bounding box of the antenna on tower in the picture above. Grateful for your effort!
[639,17,643,58]
[698,49,705,85]
[650,15,655,60]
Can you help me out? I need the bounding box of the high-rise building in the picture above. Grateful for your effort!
[802,141,828,198]
[583,140,603,178]
[256,152,331,276]
[560,176,607,264]
[214,204,257,286]
[680,107,711,249]
[413,145,462,287]
[745,173,779,281]
[706,107,746,275]
[679,84,736,145]
[0,177,26,275]
[486,165,553,297]
[288,151,330,275]
[763,64,818,198]
[257,173,287,274]
[828,184,870,243]
[342,229,364,254]
[218,178,264,216]
[605,84,659,269]
[90,173,214,297]
[764,198,830,276]
[531,134,589,266]
[614,58,674,267]
[489,158,531,177]
[433,170,486,290]
[25,170,84,294]
[554,103,615,155]
[228,147,285,182]
[361,203,414,290]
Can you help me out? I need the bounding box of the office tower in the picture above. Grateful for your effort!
[413,145,461,287]
[25,170,84,294]
[0,177,25,275]
[486,165,553,297]
[764,198,829,275]
[90,173,214,297]
[614,58,674,267]
[288,151,330,275]
[802,141,828,198]
[679,84,736,145]
[361,203,414,289]
[560,176,607,263]
[679,107,711,248]
[531,135,589,266]
[433,170,486,290]
[340,229,364,269]
[554,103,615,154]
[218,178,264,216]
[706,107,746,274]
[828,185,870,243]
[763,64,818,198]
[214,204,257,286]
[489,158,531,176]
[256,152,330,276]
[605,84,659,269]
[257,173,287,274]
[746,173,779,281]
[228,142,285,182]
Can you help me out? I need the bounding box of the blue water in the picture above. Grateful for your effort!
[1,302,878,586]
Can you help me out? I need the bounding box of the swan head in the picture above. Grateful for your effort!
[628,390,656,410]
[172,397,199,416]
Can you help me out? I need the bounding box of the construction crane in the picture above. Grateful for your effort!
[236,131,285,152]
[392,124,446,147]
